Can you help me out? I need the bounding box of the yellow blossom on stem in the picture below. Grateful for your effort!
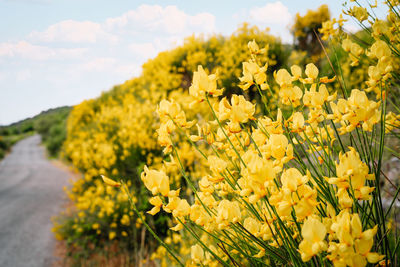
[248,39,267,55]
[189,65,223,105]
[348,6,368,22]
[239,61,269,90]
[216,200,241,229]
[227,94,255,133]
[299,215,327,262]
[141,166,170,196]
[148,196,163,215]
[301,63,319,84]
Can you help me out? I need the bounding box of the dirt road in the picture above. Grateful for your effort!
[0,135,70,266]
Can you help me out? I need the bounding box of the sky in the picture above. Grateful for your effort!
[0,0,358,125]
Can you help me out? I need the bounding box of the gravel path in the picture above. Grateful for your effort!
[0,135,70,267]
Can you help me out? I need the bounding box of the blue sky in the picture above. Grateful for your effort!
[0,0,355,125]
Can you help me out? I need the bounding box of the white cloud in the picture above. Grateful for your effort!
[16,70,32,81]
[79,57,117,72]
[129,42,158,59]
[105,5,216,35]
[0,41,87,60]
[29,20,118,44]
[0,4,218,124]
[114,63,142,77]
[250,1,292,25]
[77,57,141,78]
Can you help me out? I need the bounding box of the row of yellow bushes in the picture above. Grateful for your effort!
[53,2,400,265]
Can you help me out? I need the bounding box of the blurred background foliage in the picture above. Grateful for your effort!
[0,106,71,159]
[292,4,331,61]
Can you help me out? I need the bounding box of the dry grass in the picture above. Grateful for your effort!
[52,240,157,267]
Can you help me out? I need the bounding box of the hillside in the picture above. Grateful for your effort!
[0,106,71,159]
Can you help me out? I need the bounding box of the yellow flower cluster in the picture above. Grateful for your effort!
[56,2,400,265]
[140,35,397,266]
[55,24,288,258]
[321,2,400,100]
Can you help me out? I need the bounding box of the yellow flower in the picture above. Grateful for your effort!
[336,147,370,190]
[291,112,305,132]
[302,63,319,84]
[349,6,368,22]
[157,99,193,128]
[228,94,255,132]
[336,188,353,208]
[101,175,121,188]
[279,85,303,107]
[248,39,266,55]
[320,20,337,40]
[367,40,391,59]
[303,84,329,108]
[293,185,318,220]
[141,166,170,196]
[325,147,375,206]
[199,177,214,193]
[241,150,277,198]
[120,214,130,226]
[275,69,292,87]
[191,244,204,264]
[230,94,255,123]
[290,65,302,80]
[299,216,327,262]
[207,155,227,183]
[253,248,265,258]
[109,231,116,240]
[342,38,352,52]
[276,66,304,107]
[243,217,261,237]
[171,198,191,218]
[281,168,308,193]
[148,196,163,215]
[372,19,389,37]
[328,211,383,266]
[190,204,212,228]
[267,134,290,160]
[239,61,269,90]
[189,65,223,104]
[385,112,400,132]
[350,42,363,57]
[215,95,255,133]
[157,99,181,121]
[216,97,231,121]
[216,200,241,228]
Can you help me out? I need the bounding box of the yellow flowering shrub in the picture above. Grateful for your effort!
[55,24,288,261]
[55,0,400,264]
[115,2,400,266]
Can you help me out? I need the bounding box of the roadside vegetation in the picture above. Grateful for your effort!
[0,106,71,160]
[53,2,400,265]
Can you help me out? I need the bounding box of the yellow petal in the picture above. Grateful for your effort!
[367,252,384,263]
[101,175,121,187]
[147,206,161,215]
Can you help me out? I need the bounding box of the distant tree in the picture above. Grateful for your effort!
[292,5,331,58]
